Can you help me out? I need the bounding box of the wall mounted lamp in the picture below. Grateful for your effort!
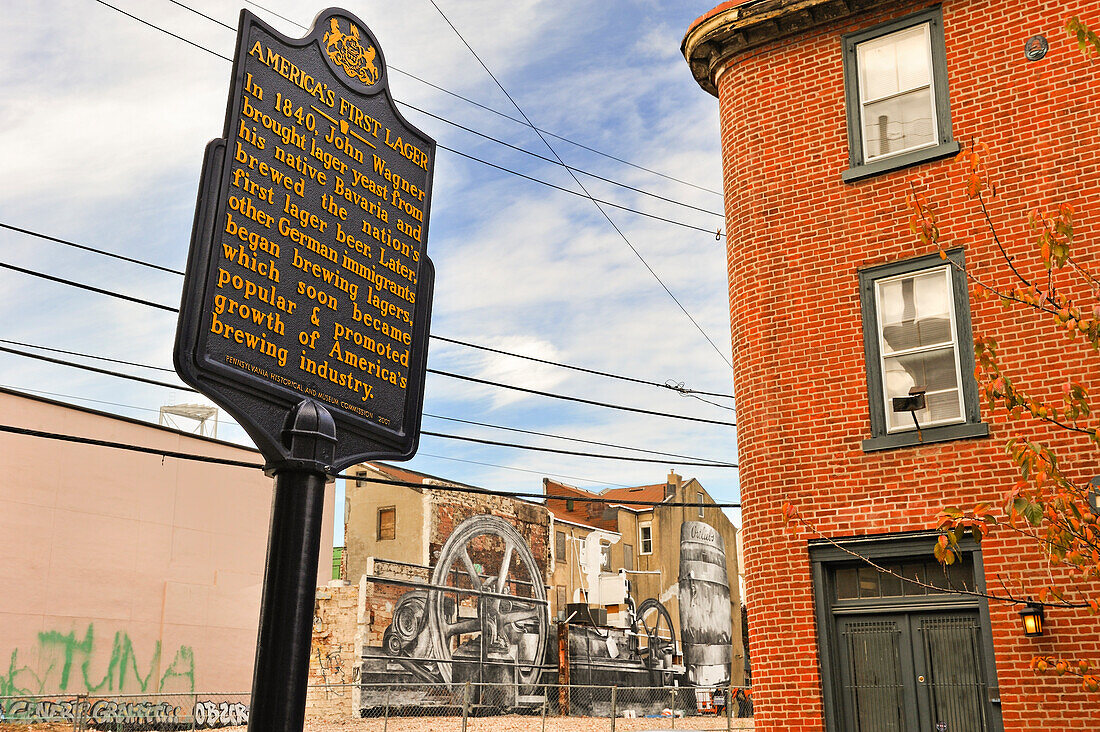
[1019,602,1044,637]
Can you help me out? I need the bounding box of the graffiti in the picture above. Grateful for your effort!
[360,515,549,710]
[0,624,195,696]
[192,700,250,727]
[0,697,247,729]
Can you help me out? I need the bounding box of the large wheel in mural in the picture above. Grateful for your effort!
[634,598,676,684]
[427,515,548,688]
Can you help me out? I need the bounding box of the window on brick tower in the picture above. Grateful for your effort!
[377,506,395,541]
[858,249,988,451]
[841,8,958,182]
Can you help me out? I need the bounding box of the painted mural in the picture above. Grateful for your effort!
[360,514,549,709]
[357,515,736,716]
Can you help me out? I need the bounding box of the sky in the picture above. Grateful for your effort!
[0,0,738,543]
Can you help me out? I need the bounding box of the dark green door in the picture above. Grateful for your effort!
[837,612,992,732]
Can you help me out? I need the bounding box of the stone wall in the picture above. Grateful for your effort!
[306,582,361,720]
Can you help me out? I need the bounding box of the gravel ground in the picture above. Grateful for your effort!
[0,715,753,732]
[303,716,753,732]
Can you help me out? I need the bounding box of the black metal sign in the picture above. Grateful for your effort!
[175,7,435,473]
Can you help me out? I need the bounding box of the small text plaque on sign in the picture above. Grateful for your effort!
[175,7,435,472]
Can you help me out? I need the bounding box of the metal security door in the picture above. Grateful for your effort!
[913,613,991,732]
[836,612,992,732]
[836,615,918,731]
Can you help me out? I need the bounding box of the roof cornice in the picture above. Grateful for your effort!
[682,0,904,96]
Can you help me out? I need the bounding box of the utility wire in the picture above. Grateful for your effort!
[168,0,722,218]
[423,413,728,463]
[0,223,185,275]
[96,0,720,234]
[92,0,231,61]
[0,339,176,372]
[421,431,735,467]
[0,424,740,507]
[426,368,735,426]
[0,261,176,312]
[0,245,734,405]
[0,339,734,428]
[0,379,731,465]
[432,334,732,398]
[238,0,723,197]
[0,349,736,468]
[426,0,734,371]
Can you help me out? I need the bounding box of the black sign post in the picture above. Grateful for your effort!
[174,8,435,730]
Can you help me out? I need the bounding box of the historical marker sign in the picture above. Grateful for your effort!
[175,7,435,472]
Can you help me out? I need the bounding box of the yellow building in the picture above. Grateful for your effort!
[545,471,745,686]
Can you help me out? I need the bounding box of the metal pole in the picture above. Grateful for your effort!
[461,680,471,732]
[383,684,390,732]
[670,687,675,729]
[541,687,548,732]
[246,400,336,732]
[726,687,732,731]
[191,692,198,732]
[610,685,617,732]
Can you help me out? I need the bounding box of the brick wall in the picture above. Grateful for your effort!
[695,0,1100,730]
[307,583,360,719]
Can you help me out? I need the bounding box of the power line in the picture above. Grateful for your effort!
[1,219,733,397]
[0,261,176,312]
[0,377,727,464]
[0,339,734,428]
[0,252,734,410]
[423,413,729,463]
[0,339,176,372]
[426,368,736,426]
[168,0,722,218]
[94,0,721,235]
[0,423,739,507]
[0,222,185,275]
[0,347,736,466]
[92,0,231,61]
[431,335,733,399]
[421,431,735,467]
[426,0,734,372]
[238,0,723,197]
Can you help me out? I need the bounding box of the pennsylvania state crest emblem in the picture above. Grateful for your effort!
[323,18,380,86]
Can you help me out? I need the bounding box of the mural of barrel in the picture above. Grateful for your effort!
[678,521,732,687]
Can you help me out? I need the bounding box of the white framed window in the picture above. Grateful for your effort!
[697,491,705,518]
[841,8,957,182]
[858,249,987,451]
[874,264,963,433]
[856,23,937,162]
[639,522,653,555]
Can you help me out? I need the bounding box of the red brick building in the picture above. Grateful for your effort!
[683,1,1100,730]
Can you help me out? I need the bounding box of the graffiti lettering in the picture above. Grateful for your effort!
[0,698,248,729]
[0,624,195,696]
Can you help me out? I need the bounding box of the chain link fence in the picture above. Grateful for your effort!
[0,684,752,731]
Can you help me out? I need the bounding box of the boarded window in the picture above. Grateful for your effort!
[377,507,395,540]
[600,541,611,572]
[556,585,567,615]
[355,470,368,487]
[555,530,566,562]
[697,491,705,517]
[623,543,634,571]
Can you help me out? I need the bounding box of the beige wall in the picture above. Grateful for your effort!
[551,476,744,685]
[343,467,428,582]
[0,389,334,695]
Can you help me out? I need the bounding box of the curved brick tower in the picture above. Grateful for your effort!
[683,1,1100,730]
